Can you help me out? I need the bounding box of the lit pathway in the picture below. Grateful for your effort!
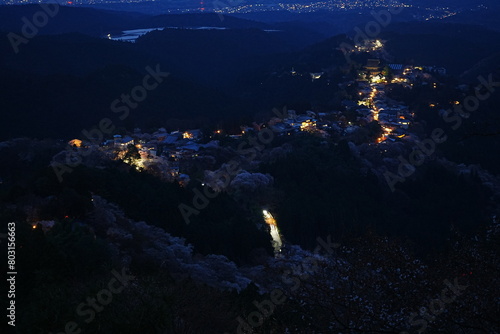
[263,210,283,254]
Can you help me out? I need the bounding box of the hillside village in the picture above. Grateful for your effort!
[53,55,453,191]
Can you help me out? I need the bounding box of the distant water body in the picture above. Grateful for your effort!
[107,26,281,42]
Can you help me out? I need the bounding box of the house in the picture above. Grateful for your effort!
[182,129,201,140]
[153,128,168,139]
[424,66,447,76]
[114,135,134,148]
[139,143,157,157]
[397,119,411,129]
[121,136,134,147]
[178,142,201,152]
[371,73,385,83]
[310,72,324,81]
[161,134,181,145]
[296,115,312,123]
[388,64,404,75]
[365,59,382,76]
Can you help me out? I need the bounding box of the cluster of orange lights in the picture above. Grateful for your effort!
[183,132,194,139]
[68,139,82,148]
[376,126,394,143]
[263,210,277,226]
[391,77,408,83]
